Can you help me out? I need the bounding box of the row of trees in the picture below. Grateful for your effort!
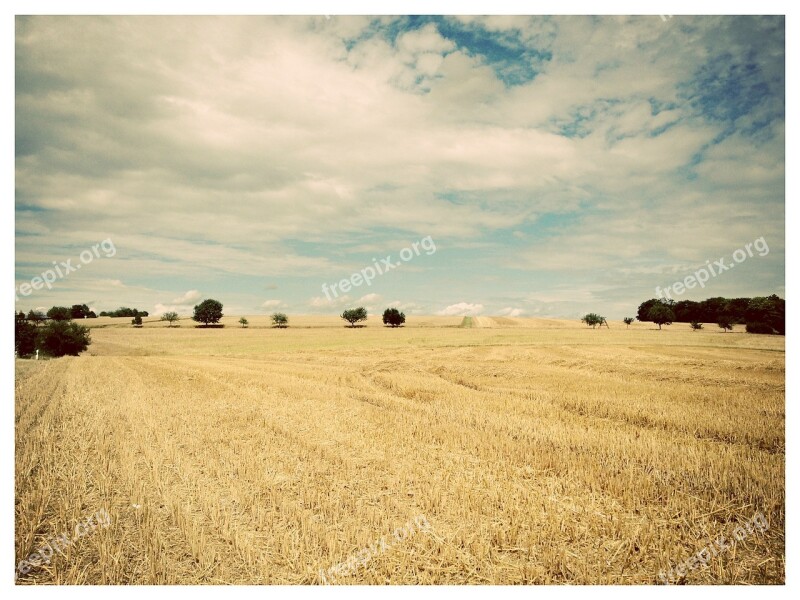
[234,314,288,328]
[28,304,98,321]
[14,312,91,358]
[19,305,152,322]
[341,307,406,327]
[99,307,150,318]
[147,300,289,329]
[636,295,784,334]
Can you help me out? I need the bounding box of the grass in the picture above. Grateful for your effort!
[15,316,784,584]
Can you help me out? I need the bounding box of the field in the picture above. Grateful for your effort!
[15,316,785,584]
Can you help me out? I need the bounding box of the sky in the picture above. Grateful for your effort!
[14,15,785,319]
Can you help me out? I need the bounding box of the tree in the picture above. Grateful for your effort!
[193,299,223,326]
[71,304,92,319]
[717,317,734,333]
[132,315,143,327]
[161,311,180,327]
[623,317,634,329]
[690,321,703,331]
[15,312,38,357]
[636,299,663,322]
[382,308,406,327]
[101,307,149,318]
[47,306,72,321]
[239,317,249,328]
[271,313,288,328]
[37,321,91,357]
[746,295,785,335]
[673,300,701,323]
[647,303,675,330]
[27,310,45,326]
[581,313,605,329]
[341,307,368,328]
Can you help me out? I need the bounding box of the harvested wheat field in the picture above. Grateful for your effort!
[15,316,784,584]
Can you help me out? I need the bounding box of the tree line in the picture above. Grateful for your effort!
[14,311,91,358]
[636,295,784,334]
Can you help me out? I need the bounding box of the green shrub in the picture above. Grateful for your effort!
[37,321,91,357]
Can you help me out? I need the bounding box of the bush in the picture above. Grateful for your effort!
[37,321,91,357]
[382,308,406,327]
[239,317,249,328]
[193,299,223,326]
[15,313,38,357]
[271,313,288,328]
[581,313,606,328]
[746,321,776,334]
[690,321,703,331]
[132,315,143,327]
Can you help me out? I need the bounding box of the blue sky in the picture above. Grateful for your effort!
[15,15,785,319]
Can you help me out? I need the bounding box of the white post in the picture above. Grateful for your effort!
[35,349,39,360]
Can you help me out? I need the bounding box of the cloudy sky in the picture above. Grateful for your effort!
[15,15,784,319]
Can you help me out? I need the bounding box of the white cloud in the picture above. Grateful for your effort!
[309,295,351,308]
[171,289,202,305]
[497,307,525,317]
[153,302,192,316]
[436,302,485,316]
[13,17,783,319]
[261,299,283,309]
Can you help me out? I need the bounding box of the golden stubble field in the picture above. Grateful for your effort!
[15,316,785,584]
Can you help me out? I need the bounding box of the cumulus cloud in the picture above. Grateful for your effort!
[437,302,485,316]
[171,290,202,305]
[14,16,784,318]
[309,295,351,309]
[153,303,192,316]
[497,307,525,317]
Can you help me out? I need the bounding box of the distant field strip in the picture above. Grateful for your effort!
[15,323,784,584]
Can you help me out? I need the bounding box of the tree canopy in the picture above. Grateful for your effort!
[382,308,406,327]
[192,299,223,326]
[341,307,368,327]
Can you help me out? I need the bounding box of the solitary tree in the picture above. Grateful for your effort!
[271,313,288,328]
[623,317,634,329]
[37,320,91,357]
[132,315,143,328]
[161,311,180,327]
[581,313,606,329]
[382,308,406,327]
[718,317,734,333]
[647,303,675,330]
[690,321,703,331]
[239,317,249,328]
[193,299,223,326]
[341,307,368,328]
